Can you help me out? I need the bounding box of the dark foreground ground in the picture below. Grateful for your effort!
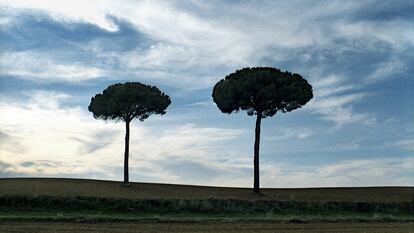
[1,178,413,232]
[1,222,413,233]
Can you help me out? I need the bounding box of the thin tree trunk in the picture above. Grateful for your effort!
[123,120,130,185]
[253,111,262,193]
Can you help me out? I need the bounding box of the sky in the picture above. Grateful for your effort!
[0,0,413,188]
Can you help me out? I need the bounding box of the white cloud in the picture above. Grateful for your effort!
[27,90,70,109]
[333,141,360,151]
[0,16,13,28]
[202,156,414,188]
[129,123,244,162]
[0,91,121,165]
[0,51,104,82]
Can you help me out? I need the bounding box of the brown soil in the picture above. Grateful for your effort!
[0,178,413,202]
[1,222,413,233]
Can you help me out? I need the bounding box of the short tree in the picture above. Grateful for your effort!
[212,67,313,193]
[88,82,171,185]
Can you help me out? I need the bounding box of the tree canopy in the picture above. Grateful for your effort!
[212,67,313,118]
[88,82,171,123]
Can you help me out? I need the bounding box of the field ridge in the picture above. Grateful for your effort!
[1,178,413,202]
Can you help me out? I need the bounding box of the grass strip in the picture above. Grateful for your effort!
[1,195,413,214]
[0,211,413,223]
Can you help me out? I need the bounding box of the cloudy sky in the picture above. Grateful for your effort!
[0,0,413,187]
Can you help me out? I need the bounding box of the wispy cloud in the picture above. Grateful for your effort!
[0,131,26,154]
[387,139,414,152]
[0,51,104,82]
[265,128,314,141]
[335,20,414,47]
[1,0,412,89]
[259,157,414,188]
[0,0,119,31]
[308,75,375,126]
[366,58,406,82]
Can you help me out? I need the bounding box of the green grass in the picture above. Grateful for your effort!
[1,195,412,214]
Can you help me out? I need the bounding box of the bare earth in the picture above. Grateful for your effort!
[1,222,413,233]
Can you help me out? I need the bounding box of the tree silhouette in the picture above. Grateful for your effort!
[212,67,313,193]
[88,82,171,185]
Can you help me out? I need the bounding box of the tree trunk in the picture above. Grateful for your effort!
[253,111,262,193]
[123,120,130,185]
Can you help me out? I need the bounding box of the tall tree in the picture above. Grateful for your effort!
[212,67,313,193]
[88,82,171,185]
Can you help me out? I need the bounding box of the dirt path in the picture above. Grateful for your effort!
[1,222,413,233]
